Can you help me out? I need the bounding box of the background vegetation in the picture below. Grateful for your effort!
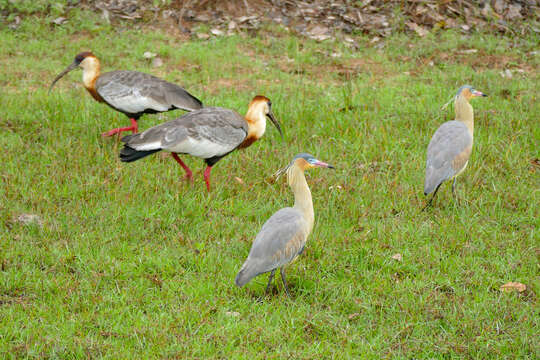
[0,3,538,358]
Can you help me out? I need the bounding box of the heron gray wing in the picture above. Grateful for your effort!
[235,208,308,287]
[425,120,473,194]
[123,107,248,159]
[96,71,202,114]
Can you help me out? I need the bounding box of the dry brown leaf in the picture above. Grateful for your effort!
[348,313,360,320]
[152,57,163,68]
[14,214,43,227]
[493,0,506,15]
[306,25,331,41]
[506,4,522,20]
[500,69,513,79]
[194,14,211,22]
[391,253,403,261]
[143,51,156,59]
[309,25,329,36]
[406,22,429,37]
[234,177,244,184]
[52,17,67,25]
[499,282,526,293]
[9,16,21,30]
[459,49,478,54]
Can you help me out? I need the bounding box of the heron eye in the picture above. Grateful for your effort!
[267,101,272,107]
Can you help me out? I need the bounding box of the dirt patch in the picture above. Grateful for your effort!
[205,78,253,95]
[430,49,535,73]
[337,57,395,80]
[0,289,34,307]
[275,55,395,84]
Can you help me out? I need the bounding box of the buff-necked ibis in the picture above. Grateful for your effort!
[424,85,487,209]
[235,153,334,296]
[49,51,203,137]
[119,95,283,191]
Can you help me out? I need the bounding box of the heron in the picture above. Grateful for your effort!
[235,153,334,296]
[49,51,203,137]
[119,95,283,191]
[423,85,487,209]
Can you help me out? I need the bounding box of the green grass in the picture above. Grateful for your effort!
[1,13,539,359]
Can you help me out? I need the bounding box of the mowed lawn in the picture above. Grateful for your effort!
[0,12,538,358]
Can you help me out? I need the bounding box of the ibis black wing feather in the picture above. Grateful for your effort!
[96,71,202,117]
[121,107,248,160]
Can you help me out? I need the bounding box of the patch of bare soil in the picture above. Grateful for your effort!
[423,48,535,73]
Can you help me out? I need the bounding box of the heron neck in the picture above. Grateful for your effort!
[288,165,314,228]
[455,95,474,134]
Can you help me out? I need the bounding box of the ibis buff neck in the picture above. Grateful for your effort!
[244,102,268,140]
[287,162,314,232]
[80,56,102,101]
[454,94,474,134]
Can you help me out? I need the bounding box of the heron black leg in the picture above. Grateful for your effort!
[422,183,442,211]
[280,268,292,297]
[451,178,461,206]
[265,269,276,294]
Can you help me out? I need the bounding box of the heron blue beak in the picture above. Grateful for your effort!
[313,160,334,169]
[472,90,487,97]
[49,61,79,94]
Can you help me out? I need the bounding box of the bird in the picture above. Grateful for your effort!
[423,85,487,209]
[235,153,334,296]
[119,95,283,191]
[49,51,203,137]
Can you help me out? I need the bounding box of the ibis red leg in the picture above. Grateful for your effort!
[171,153,193,181]
[102,118,138,137]
[203,165,213,192]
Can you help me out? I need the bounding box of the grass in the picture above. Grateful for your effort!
[1,11,539,359]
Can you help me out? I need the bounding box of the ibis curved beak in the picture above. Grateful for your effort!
[266,109,283,140]
[313,160,334,169]
[49,61,78,94]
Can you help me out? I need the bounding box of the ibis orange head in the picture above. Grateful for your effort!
[247,95,283,139]
[49,51,97,93]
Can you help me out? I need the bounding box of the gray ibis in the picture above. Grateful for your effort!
[424,85,487,209]
[235,153,334,296]
[49,51,203,137]
[119,95,283,191]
